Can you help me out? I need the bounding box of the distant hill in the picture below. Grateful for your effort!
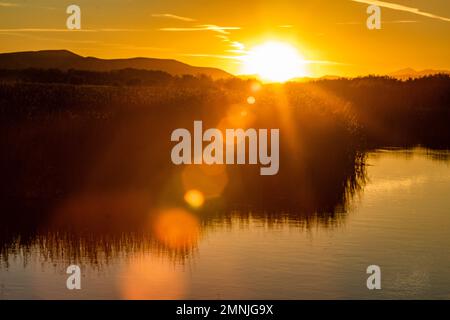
[284,70,450,83]
[0,50,232,80]
[388,68,450,80]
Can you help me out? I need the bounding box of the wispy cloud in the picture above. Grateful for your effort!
[0,1,55,9]
[0,28,145,32]
[0,32,169,52]
[337,20,417,25]
[159,25,240,35]
[0,28,87,32]
[0,2,20,7]
[382,20,417,24]
[229,41,245,50]
[151,13,196,22]
[0,31,99,44]
[214,35,246,53]
[351,0,450,22]
[215,35,230,41]
[157,18,242,59]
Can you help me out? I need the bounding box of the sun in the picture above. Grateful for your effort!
[241,41,308,82]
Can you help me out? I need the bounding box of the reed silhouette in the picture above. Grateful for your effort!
[0,70,449,264]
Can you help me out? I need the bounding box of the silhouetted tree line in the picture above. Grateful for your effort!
[288,75,450,147]
[0,68,219,88]
[1,70,448,149]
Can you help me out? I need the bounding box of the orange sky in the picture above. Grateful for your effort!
[0,0,449,77]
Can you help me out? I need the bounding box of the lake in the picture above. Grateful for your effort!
[0,148,449,299]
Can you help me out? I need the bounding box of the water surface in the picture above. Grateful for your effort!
[1,148,449,299]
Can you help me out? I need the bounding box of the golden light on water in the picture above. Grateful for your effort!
[241,41,308,82]
[121,254,185,299]
[184,189,205,208]
[153,208,200,250]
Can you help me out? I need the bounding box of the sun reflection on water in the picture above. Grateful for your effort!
[152,208,200,251]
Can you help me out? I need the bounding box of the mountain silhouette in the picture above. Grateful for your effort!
[388,68,450,80]
[0,50,232,80]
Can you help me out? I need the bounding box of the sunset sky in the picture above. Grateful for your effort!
[0,0,449,77]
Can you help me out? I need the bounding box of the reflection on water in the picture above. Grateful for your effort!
[1,148,450,299]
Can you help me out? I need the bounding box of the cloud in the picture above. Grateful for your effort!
[159,25,240,34]
[229,41,245,50]
[382,20,417,24]
[0,1,55,9]
[215,35,230,41]
[151,13,196,22]
[351,0,450,22]
[337,20,417,25]
[0,28,144,32]
[0,2,19,7]
[214,35,246,53]
[0,31,99,44]
[0,28,86,32]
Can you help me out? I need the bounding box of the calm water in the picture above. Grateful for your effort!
[1,148,449,299]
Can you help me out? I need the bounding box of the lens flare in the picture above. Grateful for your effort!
[247,96,256,105]
[153,208,200,250]
[184,189,205,208]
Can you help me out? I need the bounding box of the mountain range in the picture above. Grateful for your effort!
[0,50,232,80]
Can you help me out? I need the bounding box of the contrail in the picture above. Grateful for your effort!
[351,0,450,22]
